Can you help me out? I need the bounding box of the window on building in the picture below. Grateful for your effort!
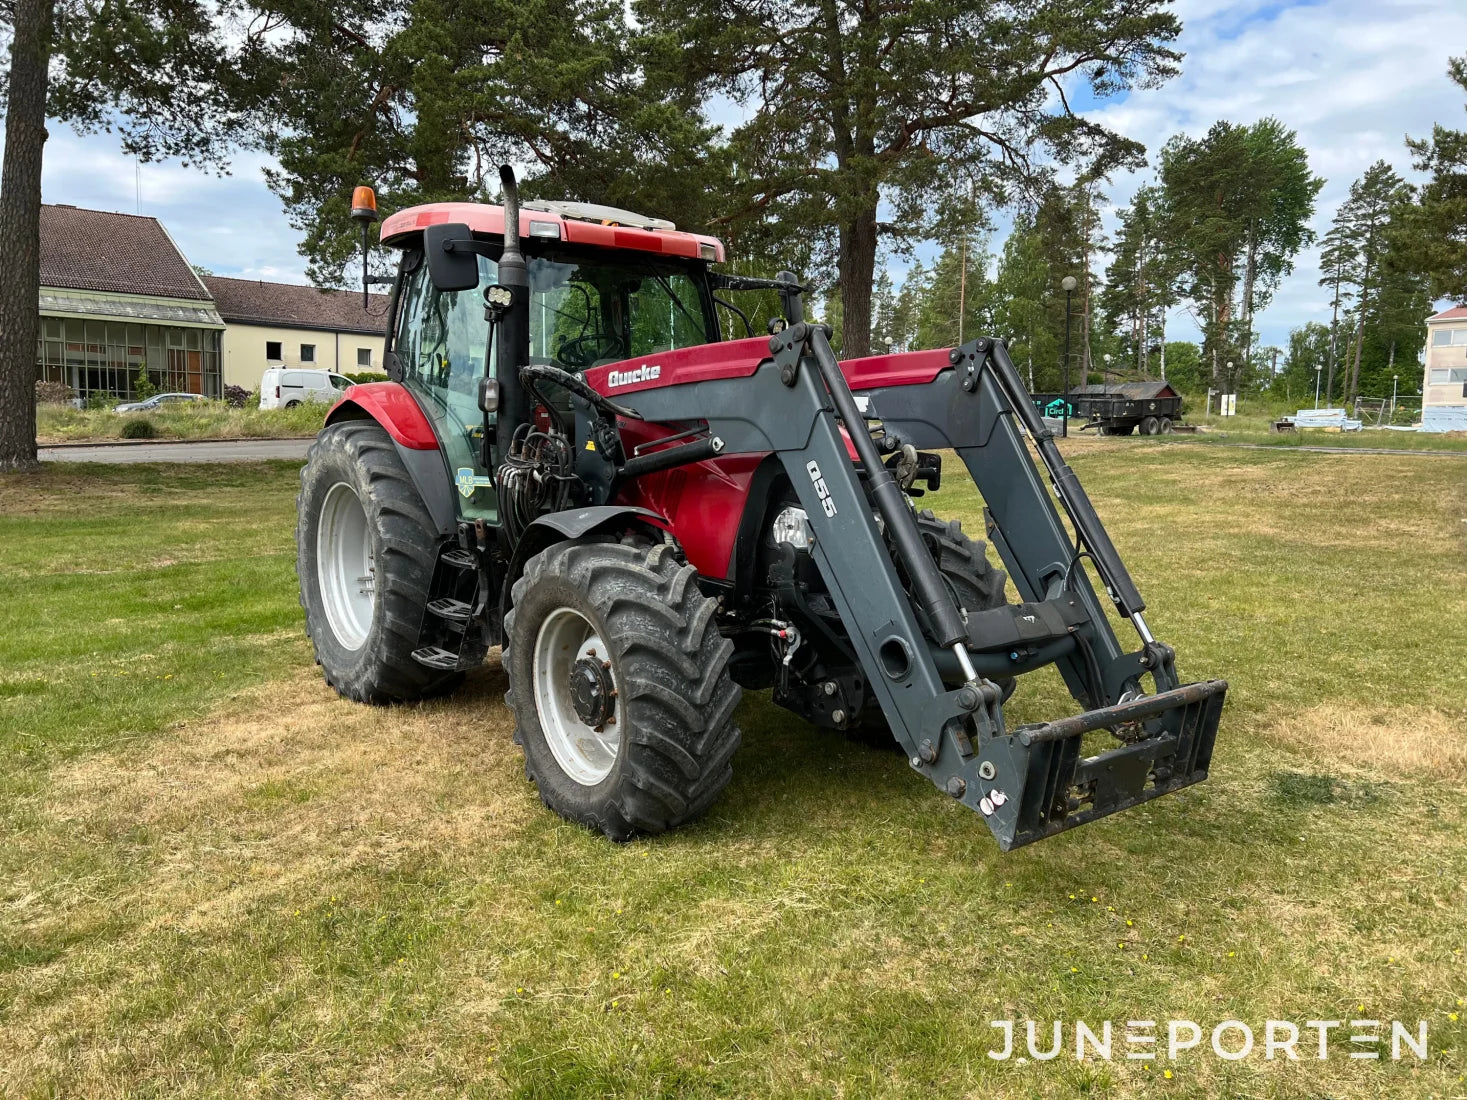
[357,347,373,368]
[266,340,282,361]
[1429,367,1467,385]
[1431,328,1467,346]
[300,343,316,363]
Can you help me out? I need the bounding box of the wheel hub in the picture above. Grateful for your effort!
[569,656,615,728]
[316,481,374,651]
[532,607,622,786]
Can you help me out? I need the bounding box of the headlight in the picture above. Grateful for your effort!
[771,505,813,550]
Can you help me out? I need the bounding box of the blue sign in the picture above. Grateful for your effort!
[455,467,494,498]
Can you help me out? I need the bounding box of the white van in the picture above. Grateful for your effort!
[259,368,354,409]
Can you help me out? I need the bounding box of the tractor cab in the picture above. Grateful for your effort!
[376,199,727,521]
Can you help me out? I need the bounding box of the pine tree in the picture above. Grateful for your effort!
[1333,162,1414,406]
[243,0,726,286]
[993,220,1051,390]
[1101,186,1178,378]
[1397,55,1467,302]
[1160,119,1322,397]
[916,229,994,352]
[887,261,925,354]
[1317,222,1357,406]
[0,0,243,470]
[870,267,898,355]
[635,0,1180,357]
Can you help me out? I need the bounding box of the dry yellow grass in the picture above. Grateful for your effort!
[1261,703,1467,781]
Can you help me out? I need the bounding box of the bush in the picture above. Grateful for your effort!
[342,371,389,385]
[120,418,157,440]
[223,384,250,408]
[132,368,157,402]
[34,380,73,405]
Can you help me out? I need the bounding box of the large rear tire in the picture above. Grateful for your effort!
[504,538,742,840]
[297,420,462,703]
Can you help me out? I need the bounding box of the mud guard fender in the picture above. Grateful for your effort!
[325,385,457,535]
[501,506,670,613]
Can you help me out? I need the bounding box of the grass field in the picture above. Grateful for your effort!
[2,445,1465,1098]
[35,401,328,444]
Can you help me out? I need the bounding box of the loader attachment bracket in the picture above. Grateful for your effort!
[971,679,1227,849]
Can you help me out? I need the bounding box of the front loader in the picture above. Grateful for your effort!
[297,167,1225,850]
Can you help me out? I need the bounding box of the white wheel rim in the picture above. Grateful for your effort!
[532,606,621,786]
[317,482,375,650]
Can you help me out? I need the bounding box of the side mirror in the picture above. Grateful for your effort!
[423,222,479,292]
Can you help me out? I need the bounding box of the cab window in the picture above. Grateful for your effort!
[395,252,498,414]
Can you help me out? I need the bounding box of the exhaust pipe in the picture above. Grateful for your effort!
[495,165,532,453]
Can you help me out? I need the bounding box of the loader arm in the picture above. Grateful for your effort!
[592,327,1224,850]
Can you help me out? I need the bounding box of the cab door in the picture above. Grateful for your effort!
[394,250,499,523]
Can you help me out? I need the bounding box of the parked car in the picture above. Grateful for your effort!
[259,368,355,409]
[113,392,207,413]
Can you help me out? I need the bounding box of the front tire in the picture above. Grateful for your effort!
[504,539,742,840]
[297,420,462,703]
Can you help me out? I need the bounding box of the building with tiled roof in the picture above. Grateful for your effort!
[202,276,389,390]
[37,205,225,401]
[34,203,396,402]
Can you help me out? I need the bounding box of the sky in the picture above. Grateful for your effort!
[29,0,1467,350]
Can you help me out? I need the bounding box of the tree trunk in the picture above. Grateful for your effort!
[838,204,877,358]
[0,0,53,472]
[1080,185,1094,378]
[1324,267,1341,406]
[1347,308,1365,408]
[956,232,967,346]
[1347,248,1375,408]
[1239,221,1257,385]
[1158,310,1167,381]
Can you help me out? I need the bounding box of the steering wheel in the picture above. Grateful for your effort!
[556,331,627,369]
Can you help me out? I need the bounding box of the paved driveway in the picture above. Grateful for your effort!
[39,439,313,464]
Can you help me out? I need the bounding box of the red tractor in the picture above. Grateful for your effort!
[297,168,1225,849]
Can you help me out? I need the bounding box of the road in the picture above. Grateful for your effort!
[39,438,313,464]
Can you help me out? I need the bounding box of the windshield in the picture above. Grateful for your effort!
[394,246,713,396]
[527,252,712,368]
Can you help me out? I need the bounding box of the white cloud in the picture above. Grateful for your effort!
[1088,0,1467,347]
[36,128,311,285]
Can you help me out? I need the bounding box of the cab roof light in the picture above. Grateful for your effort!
[699,243,717,262]
[528,219,561,239]
[350,185,378,223]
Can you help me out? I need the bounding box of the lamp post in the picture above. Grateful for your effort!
[1224,361,1233,416]
[1102,352,1112,395]
[1061,275,1077,437]
[1314,366,1322,410]
[1392,373,1398,419]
